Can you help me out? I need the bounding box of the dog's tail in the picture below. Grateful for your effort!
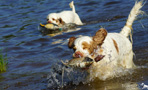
[120,0,145,39]
[69,1,76,13]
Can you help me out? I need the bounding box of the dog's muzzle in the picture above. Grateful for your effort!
[74,51,83,58]
[47,21,52,23]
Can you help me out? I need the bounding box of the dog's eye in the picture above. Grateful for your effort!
[52,18,55,21]
[83,47,87,49]
[73,48,76,52]
[73,47,76,52]
[47,19,49,21]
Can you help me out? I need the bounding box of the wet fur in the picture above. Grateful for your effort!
[68,0,144,81]
[47,1,83,26]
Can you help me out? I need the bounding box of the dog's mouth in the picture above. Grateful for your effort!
[62,55,105,70]
[47,20,52,23]
[61,57,94,69]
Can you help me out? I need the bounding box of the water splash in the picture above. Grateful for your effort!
[47,62,88,89]
[141,83,148,89]
[47,61,140,89]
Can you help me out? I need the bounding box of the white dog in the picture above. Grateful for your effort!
[68,0,144,80]
[47,1,83,26]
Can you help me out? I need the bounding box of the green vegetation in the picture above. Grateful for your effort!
[0,49,8,72]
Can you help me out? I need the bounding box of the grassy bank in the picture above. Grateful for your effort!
[0,49,8,72]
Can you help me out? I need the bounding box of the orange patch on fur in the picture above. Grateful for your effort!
[80,28,108,57]
[68,37,76,48]
[99,48,103,54]
[56,18,65,26]
[112,39,119,54]
[82,41,93,54]
[93,28,108,46]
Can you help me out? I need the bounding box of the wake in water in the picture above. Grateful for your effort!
[46,62,141,89]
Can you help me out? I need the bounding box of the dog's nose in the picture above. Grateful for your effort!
[74,51,83,58]
[48,21,52,23]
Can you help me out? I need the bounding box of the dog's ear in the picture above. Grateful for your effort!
[68,37,76,49]
[58,18,65,25]
[93,28,107,46]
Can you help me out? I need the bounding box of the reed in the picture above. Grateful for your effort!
[0,49,8,72]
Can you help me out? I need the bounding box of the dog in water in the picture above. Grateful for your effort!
[47,1,83,26]
[68,0,145,80]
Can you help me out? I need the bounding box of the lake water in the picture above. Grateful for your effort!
[0,0,148,90]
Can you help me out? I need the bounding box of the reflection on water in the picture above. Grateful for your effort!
[0,0,148,90]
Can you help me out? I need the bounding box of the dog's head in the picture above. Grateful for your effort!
[47,13,65,26]
[68,28,107,58]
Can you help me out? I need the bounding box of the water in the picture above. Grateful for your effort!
[0,0,148,90]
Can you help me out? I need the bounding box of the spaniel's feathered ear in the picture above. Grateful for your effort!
[68,37,76,49]
[58,18,65,25]
[93,28,107,46]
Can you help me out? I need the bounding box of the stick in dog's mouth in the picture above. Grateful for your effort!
[61,57,94,69]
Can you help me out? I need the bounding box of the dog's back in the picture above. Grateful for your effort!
[58,11,75,23]
[102,33,134,68]
[87,0,145,81]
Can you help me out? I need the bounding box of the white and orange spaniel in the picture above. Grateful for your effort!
[68,0,144,80]
[47,1,83,26]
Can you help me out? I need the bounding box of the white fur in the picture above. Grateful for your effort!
[73,0,144,80]
[47,1,83,25]
[69,1,75,13]
[87,33,135,80]
[74,36,92,57]
[120,0,144,37]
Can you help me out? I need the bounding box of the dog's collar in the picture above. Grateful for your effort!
[90,46,105,62]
